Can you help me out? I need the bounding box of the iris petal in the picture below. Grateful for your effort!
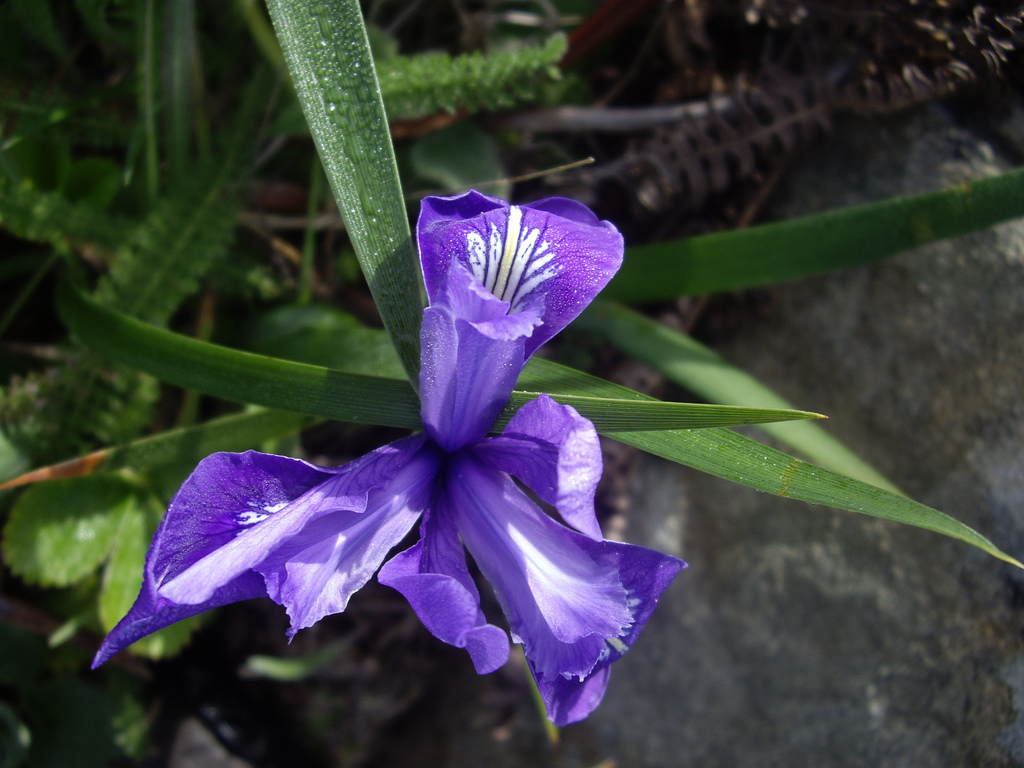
[417,190,623,357]
[446,453,633,681]
[94,437,434,666]
[379,505,509,674]
[258,442,441,636]
[474,394,603,539]
[160,436,432,605]
[531,537,687,724]
[419,266,535,451]
[92,451,335,667]
[536,666,611,727]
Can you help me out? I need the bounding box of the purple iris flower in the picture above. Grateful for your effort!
[93,191,685,725]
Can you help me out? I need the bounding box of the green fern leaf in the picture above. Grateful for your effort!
[0,354,158,466]
[378,34,566,120]
[93,72,270,326]
[94,169,241,326]
[0,174,128,255]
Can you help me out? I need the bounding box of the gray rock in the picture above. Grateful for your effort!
[169,718,254,768]
[583,106,1024,767]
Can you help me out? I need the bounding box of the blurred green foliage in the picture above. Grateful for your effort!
[2,0,1022,764]
[0,2,577,762]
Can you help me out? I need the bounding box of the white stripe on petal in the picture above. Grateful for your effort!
[466,230,488,286]
[501,225,540,303]
[235,499,288,528]
[463,205,561,311]
[509,266,557,311]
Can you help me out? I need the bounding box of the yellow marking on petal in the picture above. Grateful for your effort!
[606,637,628,654]
[491,205,523,300]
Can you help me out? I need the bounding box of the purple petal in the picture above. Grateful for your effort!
[160,436,431,605]
[473,394,603,539]
[419,265,536,451]
[418,190,506,300]
[535,666,611,727]
[530,541,686,724]
[446,454,631,681]
[418,191,623,357]
[93,451,336,667]
[379,505,509,674]
[94,436,435,667]
[443,452,685,723]
[257,440,441,636]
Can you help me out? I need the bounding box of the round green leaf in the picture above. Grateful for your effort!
[3,475,139,587]
[99,491,200,659]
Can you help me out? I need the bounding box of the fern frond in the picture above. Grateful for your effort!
[0,174,128,255]
[94,72,270,327]
[378,34,567,121]
[95,168,241,326]
[0,354,158,466]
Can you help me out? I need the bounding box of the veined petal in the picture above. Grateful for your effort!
[257,441,441,637]
[536,666,611,727]
[446,453,632,681]
[379,503,509,674]
[473,394,603,539]
[93,450,336,667]
[531,541,686,725]
[160,436,432,605]
[94,437,433,667]
[419,266,535,451]
[418,191,623,357]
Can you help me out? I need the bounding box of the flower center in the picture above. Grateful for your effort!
[465,206,559,311]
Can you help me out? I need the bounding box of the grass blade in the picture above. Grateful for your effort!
[520,357,1021,568]
[577,300,899,492]
[606,165,1024,301]
[265,0,423,385]
[1,409,317,489]
[57,279,422,429]
[503,392,820,432]
[57,281,819,433]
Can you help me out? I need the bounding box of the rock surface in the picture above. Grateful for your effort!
[169,718,254,768]
[582,105,1024,767]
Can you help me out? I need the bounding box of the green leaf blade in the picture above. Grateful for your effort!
[606,165,1024,301]
[611,426,1022,569]
[521,358,1021,568]
[265,0,422,385]
[57,280,422,429]
[502,392,820,432]
[59,280,813,434]
[577,300,898,492]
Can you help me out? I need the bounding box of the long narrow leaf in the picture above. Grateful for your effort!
[265,0,422,385]
[56,281,820,433]
[56,282,1018,565]
[613,426,1022,569]
[0,409,317,489]
[503,392,821,432]
[57,279,422,428]
[520,357,1021,568]
[577,300,899,492]
[606,165,1024,301]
